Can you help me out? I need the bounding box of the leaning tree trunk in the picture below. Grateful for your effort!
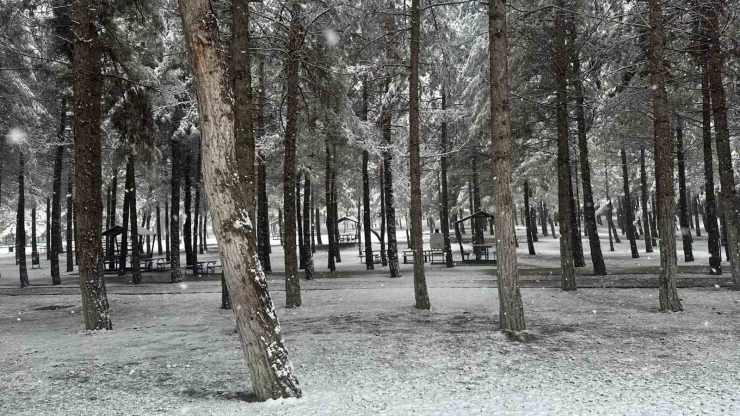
[178,0,302,398]
[66,165,74,272]
[675,114,694,262]
[17,152,29,288]
[640,146,654,253]
[706,2,738,288]
[649,0,682,311]
[170,139,183,283]
[51,98,66,285]
[572,44,606,275]
[524,180,536,255]
[408,0,430,309]
[282,1,302,307]
[73,0,112,328]
[700,50,721,274]
[555,0,576,291]
[439,86,454,268]
[621,148,639,259]
[490,0,525,330]
[382,3,400,278]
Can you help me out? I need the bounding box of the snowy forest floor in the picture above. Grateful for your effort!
[2,224,740,415]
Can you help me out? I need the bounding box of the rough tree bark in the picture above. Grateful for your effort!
[178,0,301,399]
[256,60,271,273]
[156,204,163,255]
[648,0,682,310]
[73,0,112,328]
[700,47,721,274]
[192,140,201,267]
[408,0,430,309]
[282,1,302,307]
[184,147,193,266]
[706,1,739,288]
[170,139,183,283]
[66,164,74,272]
[127,155,141,284]
[303,175,314,279]
[555,0,576,291]
[378,163,387,266]
[382,3,400,278]
[489,0,525,330]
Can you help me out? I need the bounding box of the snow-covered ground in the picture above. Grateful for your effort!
[1,224,739,415]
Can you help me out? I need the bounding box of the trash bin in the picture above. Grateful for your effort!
[32,251,41,269]
[8,245,13,253]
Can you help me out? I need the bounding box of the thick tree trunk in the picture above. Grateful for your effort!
[165,201,170,262]
[490,0,525,330]
[46,198,50,260]
[640,146,654,253]
[572,46,605,274]
[382,4,400,278]
[17,152,29,287]
[325,141,336,271]
[73,0,112,328]
[700,54,720,273]
[570,186,585,266]
[31,206,37,254]
[621,148,639,258]
[706,2,738,287]
[408,0,430,309]
[170,139,183,283]
[540,201,548,237]
[332,173,341,263]
[649,0,682,310]
[303,175,314,279]
[675,115,694,262]
[524,180,536,255]
[693,195,701,237]
[179,0,302,399]
[362,150,374,269]
[439,87,453,268]
[282,1,302,307]
[555,0,576,291]
[51,98,66,284]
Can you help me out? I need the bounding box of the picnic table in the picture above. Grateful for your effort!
[472,244,493,261]
[186,260,221,275]
[339,234,357,243]
[403,249,447,264]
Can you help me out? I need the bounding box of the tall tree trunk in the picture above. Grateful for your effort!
[156,204,163,255]
[640,146,654,253]
[31,205,37,254]
[51,98,66,284]
[572,44,605,275]
[524,180,536,255]
[183,147,193,266]
[540,201,548,236]
[192,141,201,266]
[179,0,302,398]
[706,1,738,287]
[606,162,615,252]
[170,139,183,283]
[555,0,576,291]
[570,185,584,266]
[46,198,50,260]
[693,195,701,237]
[408,0,430,309]
[332,167,341,263]
[296,173,304,269]
[325,140,336,271]
[73,0,112,328]
[256,60,271,273]
[315,208,322,245]
[700,53,720,273]
[490,0,525,330]
[378,163,387,265]
[108,172,117,268]
[127,156,141,284]
[675,114,694,262]
[165,201,170,261]
[119,158,132,275]
[303,175,314,279]
[621,148,639,258]
[17,152,29,287]
[362,149,374,269]
[439,86,454,268]
[382,3,400,278]
[282,1,302,307]
[649,0,682,310]
[66,166,74,272]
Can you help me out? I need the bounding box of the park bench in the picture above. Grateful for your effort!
[358,250,381,264]
[155,258,170,271]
